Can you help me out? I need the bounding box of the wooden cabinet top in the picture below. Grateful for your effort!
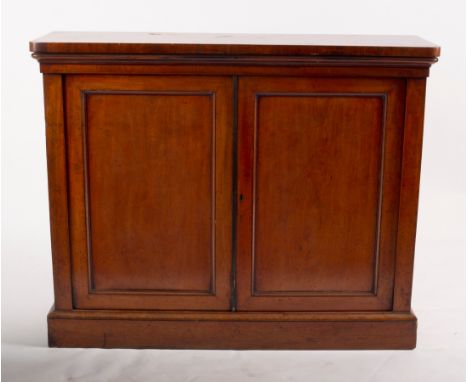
[30,32,440,58]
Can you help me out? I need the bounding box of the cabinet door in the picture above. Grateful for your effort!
[66,75,232,310]
[237,77,405,311]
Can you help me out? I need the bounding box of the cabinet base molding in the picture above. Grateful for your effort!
[48,308,417,350]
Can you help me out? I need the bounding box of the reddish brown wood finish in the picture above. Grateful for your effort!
[43,75,73,310]
[30,32,440,58]
[48,310,417,350]
[31,32,439,349]
[65,75,233,310]
[393,79,427,311]
[236,77,405,311]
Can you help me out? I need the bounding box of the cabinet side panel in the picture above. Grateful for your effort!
[43,74,73,309]
[393,79,427,311]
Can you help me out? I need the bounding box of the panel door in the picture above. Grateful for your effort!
[66,75,233,310]
[237,77,405,311]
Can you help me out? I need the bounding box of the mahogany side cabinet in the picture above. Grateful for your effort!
[30,32,439,349]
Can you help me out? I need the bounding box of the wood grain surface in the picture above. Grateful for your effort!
[237,77,405,311]
[65,75,233,310]
[32,32,438,349]
[30,32,440,58]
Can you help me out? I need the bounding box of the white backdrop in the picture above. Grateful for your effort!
[2,0,465,381]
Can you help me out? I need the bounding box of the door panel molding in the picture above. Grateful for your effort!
[81,90,217,295]
[251,92,387,298]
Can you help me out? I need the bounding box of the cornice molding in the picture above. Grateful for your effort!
[31,53,438,68]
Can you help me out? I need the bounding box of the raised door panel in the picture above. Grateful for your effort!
[237,77,405,311]
[66,75,233,310]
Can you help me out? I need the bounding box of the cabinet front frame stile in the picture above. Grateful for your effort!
[43,74,74,311]
[32,32,439,350]
[393,78,427,312]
